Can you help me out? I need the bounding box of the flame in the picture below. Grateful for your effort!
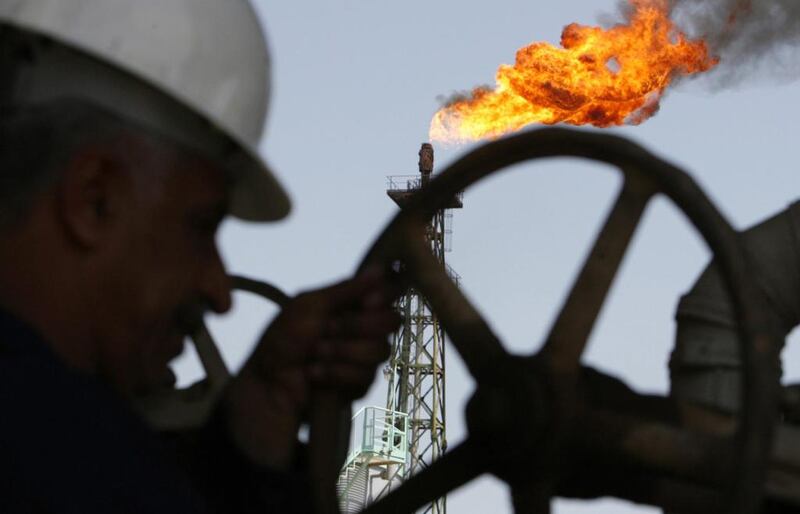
[430,0,718,142]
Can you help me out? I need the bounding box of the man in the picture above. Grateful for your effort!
[0,1,399,512]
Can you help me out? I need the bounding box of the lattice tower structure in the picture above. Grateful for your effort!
[382,143,463,514]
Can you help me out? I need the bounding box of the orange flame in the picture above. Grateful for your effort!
[430,0,718,142]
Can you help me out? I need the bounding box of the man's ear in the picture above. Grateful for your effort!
[56,148,128,249]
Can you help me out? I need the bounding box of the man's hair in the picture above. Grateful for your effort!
[0,100,126,229]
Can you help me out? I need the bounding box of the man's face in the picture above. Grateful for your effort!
[92,134,232,396]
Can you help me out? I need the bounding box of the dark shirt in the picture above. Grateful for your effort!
[0,309,310,513]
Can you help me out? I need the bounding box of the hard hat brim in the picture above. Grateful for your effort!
[0,17,291,223]
[230,149,292,222]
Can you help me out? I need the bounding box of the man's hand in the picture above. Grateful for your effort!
[223,266,401,470]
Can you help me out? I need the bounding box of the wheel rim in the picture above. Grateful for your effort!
[356,127,779,514]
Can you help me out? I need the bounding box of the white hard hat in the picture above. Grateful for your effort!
[0,0,290,222]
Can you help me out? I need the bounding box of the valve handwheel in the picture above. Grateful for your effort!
[192,277,344,514]
[138,276,289,433]
[355,127,779,514]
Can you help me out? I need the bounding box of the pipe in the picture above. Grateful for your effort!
[670,201,800,412]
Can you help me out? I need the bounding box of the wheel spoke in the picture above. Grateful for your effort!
[574,406,736,486]
[360,439,486,514]
[511,484,552,514]
[400,226,510,382]
[230,275,290,305]
[541,176,654,372]
[559,469,725,512]
[645,478,725,513]
[191,324,230,386]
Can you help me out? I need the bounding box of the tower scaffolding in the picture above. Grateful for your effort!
[337,143,462,514]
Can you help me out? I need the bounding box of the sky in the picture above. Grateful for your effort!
[172,1,800,512]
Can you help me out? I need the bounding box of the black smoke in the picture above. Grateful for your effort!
[603,0,800,86]
[671,0,800,84]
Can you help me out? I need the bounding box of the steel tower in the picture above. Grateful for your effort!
[336,143,461,514]
[382,143,462,514]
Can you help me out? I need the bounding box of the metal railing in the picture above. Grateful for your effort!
[344,406,409,468]
[386,175,423,192]
[386,175,465,204]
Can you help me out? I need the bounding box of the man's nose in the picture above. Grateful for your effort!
[202,248,233,314]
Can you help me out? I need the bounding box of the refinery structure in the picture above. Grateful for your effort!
[337,144,462,514]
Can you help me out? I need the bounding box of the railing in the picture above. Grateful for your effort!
[445,263,461,286]
[386,175,423,192]
[344,406,409,468]
[386,175,465,204]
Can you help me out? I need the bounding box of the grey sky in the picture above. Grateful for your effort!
[173,1,800,512]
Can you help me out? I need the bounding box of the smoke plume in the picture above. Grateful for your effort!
[604,0,800,86]
[671,0,800,85]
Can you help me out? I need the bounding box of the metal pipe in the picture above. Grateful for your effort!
[670,201,800,412]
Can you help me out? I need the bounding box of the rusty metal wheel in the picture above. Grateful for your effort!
[353,127,779,514]
[139,276,291,432]
[193,275,291,388]
[193,278,345,514]
[191,274,290,394]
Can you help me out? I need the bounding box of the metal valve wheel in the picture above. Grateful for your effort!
[189,277,348,514]
[191,275,291,404]
[138,276,290,432]
[351,127,780,514]
[193,275,291,388]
